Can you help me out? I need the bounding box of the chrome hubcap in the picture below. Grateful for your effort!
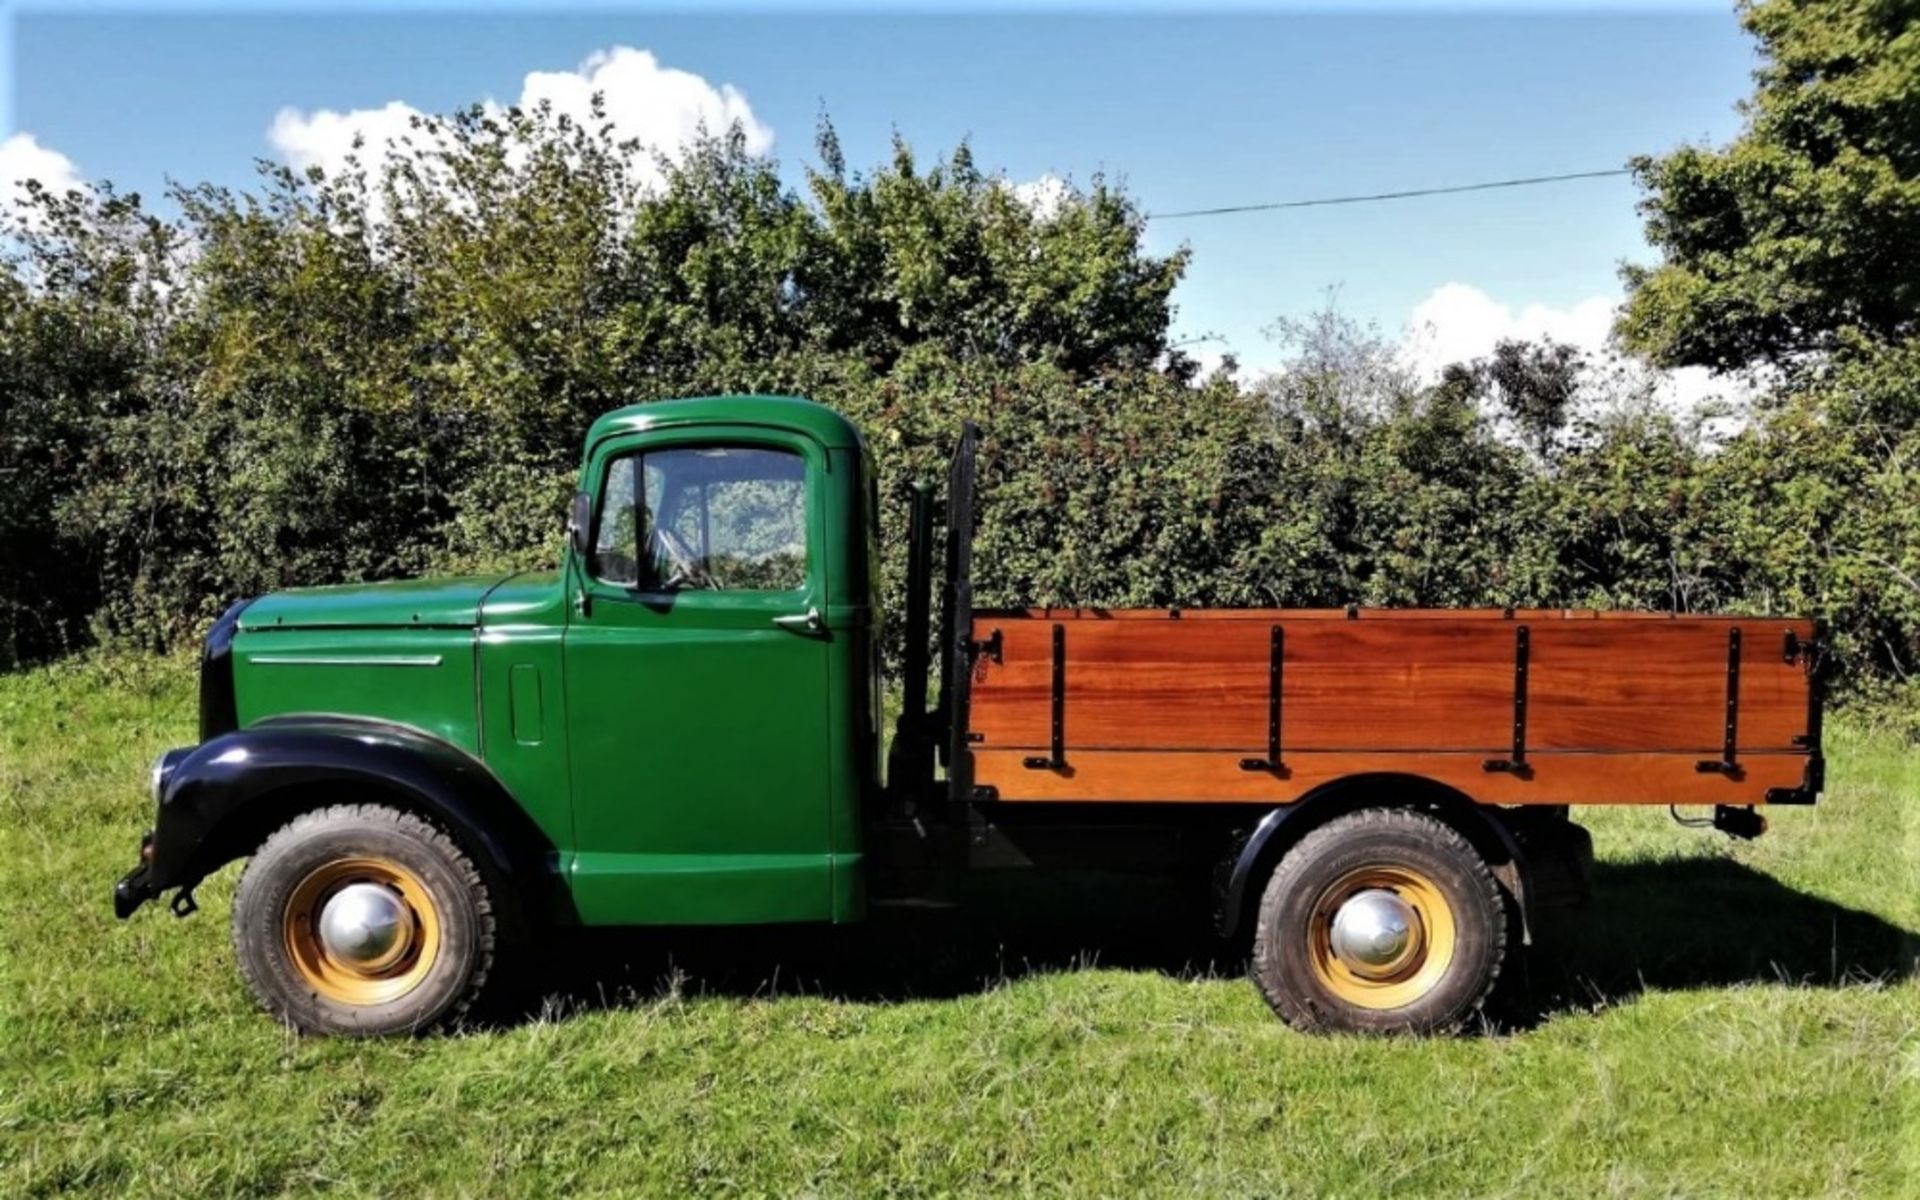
[316,881,413,970]
[1328,888,1421,978]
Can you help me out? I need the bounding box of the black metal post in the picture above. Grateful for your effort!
[1023,623,1067,770]
[1240,625,1285,772]
[1697,627,1742,775]
[1484,625,1530,774]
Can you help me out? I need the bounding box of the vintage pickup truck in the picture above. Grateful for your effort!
[114,395,1825,1035]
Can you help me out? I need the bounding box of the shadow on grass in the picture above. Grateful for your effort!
[510,872,1226,1021]
[1514,857,1918,1021]
[504,858,1917,1030]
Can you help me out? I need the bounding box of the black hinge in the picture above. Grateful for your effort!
[968,627,1003,664]
[1484,624,1530,774]
[1023,623,1067,771]
[1696,626,1741,775]
[1240,625,1285,773]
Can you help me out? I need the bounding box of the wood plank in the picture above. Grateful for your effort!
[976,607,1714,622]
[970,748,1809,806]
[965,611,1814,756]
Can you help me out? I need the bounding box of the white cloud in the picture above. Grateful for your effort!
[269,100,427,180]
[520,47,769,158]
[1403,283,1616,377]
[1401,282,1740,419]
[1,132,85,212]
[1007,173,1072,221]
[268,46,772,189]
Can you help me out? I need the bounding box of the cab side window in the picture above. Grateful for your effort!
[591,456,642,586]
[592,445,808,593]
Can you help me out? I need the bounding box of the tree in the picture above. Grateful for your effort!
[1470,337,1582,461]
[1619,0,1920,372]
[1257,296,1419,428]
[805,123,1187,375]
[0,104,1201,666]
[1619,0,1920,694]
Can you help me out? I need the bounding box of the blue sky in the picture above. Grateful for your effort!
[4,2,1756,372]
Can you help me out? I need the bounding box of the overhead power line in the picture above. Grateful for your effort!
[1145,168,1632,221]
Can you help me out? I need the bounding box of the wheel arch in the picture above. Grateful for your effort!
[149,716,563,924]
[1214,772,1532,943]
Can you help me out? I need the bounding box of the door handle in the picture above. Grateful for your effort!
[773,606,825,634]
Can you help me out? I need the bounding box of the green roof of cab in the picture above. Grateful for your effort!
[585,395,865,456]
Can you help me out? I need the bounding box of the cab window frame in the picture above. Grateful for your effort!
[583,432,819,602]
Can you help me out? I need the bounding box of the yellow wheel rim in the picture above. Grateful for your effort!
[283,856,441,1005]
[1306,865,1456,1011]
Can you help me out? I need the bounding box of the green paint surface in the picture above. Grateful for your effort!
[233,627,482,753]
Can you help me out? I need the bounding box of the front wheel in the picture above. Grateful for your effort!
[1251,808,1508,1034]
[232,803,498,1036]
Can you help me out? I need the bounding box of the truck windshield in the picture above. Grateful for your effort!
[591,445,808,592]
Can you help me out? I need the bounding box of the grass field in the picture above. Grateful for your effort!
[2,655,1916,1196]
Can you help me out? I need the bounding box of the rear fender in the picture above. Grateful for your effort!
[1214,773,1533,943]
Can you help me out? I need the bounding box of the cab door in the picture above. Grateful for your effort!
[562,425,834,925]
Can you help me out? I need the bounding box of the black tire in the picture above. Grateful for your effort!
[232,803,497,1036]
[1251,808,1508,1035]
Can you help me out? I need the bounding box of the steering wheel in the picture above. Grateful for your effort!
[650,526,722,590]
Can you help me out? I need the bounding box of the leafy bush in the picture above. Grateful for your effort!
[1,80,1914,702]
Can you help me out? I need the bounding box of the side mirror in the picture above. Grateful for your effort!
[567,492,593,560]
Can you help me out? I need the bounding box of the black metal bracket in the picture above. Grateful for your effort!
[1782,629,1820,666]
[967,799,992,846]
[1768,621,1825,800]
[170,888,199,918]
[1696,626,1741,775]
[1765,754,1823,805]
[1484,624,1531,774]
[1240,625,1286,773]
[1023,623,1067,771]
[968,627,1003,665]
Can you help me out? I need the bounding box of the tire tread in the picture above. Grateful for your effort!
[1251,807,1507,1034]
[231,803,497,1035]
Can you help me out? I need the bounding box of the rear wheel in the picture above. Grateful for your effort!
[1251,808,1507,1034]
[233,804,497,1036]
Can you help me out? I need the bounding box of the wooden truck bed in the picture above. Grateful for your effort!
[961,608,1823,807]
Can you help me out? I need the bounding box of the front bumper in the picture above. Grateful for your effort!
[114,599,250,920]
[113,856,198,918]
[115,746,192,920]
[114,861,155,919]
[113,829,159,919]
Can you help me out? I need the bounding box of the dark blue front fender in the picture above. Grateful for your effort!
[114,717,561,922]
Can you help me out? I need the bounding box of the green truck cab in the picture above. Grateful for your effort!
[115,394,1817,1036]
[118,397,888,1029]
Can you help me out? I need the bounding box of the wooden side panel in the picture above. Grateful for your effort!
[1528,621,1807,752]
[969,619,1518,752]
[969,748,1810,807]
[963,608,1816,805]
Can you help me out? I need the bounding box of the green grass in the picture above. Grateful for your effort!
[2,655,1916,1196]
